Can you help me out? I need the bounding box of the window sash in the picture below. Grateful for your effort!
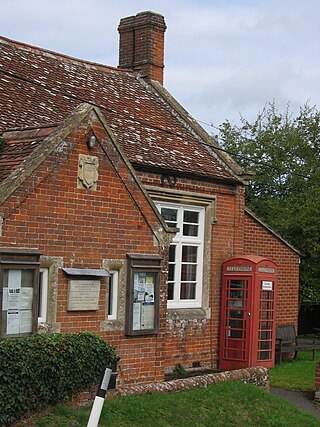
[156,202,204,308]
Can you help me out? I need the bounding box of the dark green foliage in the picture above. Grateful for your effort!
[0,332,116,426]
[173,363,186,374]
[218,102,320,302]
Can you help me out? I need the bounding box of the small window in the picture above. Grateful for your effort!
[108,270,118,320]
[38,268,48,324]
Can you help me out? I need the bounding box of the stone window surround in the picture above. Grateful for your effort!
[38,256,63,333]
[147,186,216,321]
[101,259,126,332]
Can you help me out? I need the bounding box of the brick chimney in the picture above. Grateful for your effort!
[118,11,167,84]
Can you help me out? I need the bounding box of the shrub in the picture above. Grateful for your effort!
[0,332,116,426]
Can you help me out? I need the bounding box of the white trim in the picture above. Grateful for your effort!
[38,268,48,324]
[108,270,118,320]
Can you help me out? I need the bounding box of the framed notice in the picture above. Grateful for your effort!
[125,254,162,336]
[0,248,41,339]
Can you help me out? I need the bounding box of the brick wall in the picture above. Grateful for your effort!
[138,171,300,374]
[243,211,300,328]
[0,114,168,386]
[0,112,300,387]
[138,171,247,373]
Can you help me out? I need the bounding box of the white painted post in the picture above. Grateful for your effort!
[87,367,112,427]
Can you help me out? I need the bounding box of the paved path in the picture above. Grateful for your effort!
[271,388,320,420]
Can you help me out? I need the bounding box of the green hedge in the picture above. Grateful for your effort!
[0,332,117,426]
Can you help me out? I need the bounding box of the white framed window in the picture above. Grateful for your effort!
[108,270,119,320]
[38,268,48,324]
[156,202,205,308]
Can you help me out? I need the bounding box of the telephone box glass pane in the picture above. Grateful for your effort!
[229,309,243,318]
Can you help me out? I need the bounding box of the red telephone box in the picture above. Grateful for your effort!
[219,255,277,370]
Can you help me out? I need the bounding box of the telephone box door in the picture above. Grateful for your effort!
[220,276,252,369]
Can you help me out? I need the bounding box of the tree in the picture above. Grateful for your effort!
[217,102,320,302]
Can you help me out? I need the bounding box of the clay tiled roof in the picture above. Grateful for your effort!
[0,36,242,183]
[0,126,56,183]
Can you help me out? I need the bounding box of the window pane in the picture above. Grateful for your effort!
[180,283,196,299]
[183,224,198,236]
[181,264,196,281]
[161,208,178,227]
[182,246,197,263]
[168,282,174,300]
[21,270,34,287]
[169,245,176,262]
[108,275,114,316]
[38,269,48,323]
[168,264,175,281]
[183,211,199,224]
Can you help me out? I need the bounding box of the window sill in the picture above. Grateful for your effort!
[167,307,209,320]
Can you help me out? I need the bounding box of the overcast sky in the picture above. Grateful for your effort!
[1,0,319,133]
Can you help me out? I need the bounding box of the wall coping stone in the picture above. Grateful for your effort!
[104,366,269,400]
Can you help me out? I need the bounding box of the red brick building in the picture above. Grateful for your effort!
[0,11,300,387]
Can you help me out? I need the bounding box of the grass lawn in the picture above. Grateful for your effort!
[16,380,320,427]
[14,349,320,426]
[269,350,319,391]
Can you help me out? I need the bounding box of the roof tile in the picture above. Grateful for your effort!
[0,36,239,182]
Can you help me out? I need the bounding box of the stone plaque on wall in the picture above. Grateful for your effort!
[67,280,100,311]
[78,154,99,191]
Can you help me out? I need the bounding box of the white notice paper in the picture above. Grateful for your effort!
[144,283,154,302]
[2,288,8,311]
[20,288,33,310]
[20,310,33,333]
[7,310,20,335]
[8,288,20,310]
[262,281,273,291]
[132,302,141,330]
[141,303,154,329]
